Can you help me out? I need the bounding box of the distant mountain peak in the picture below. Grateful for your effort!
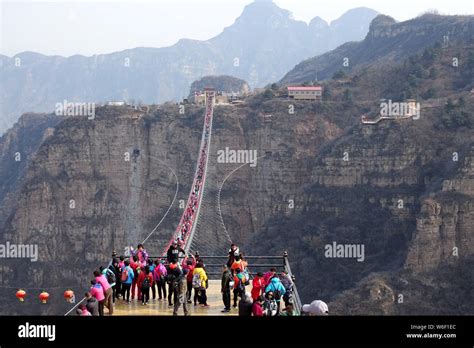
[236,0,291,24]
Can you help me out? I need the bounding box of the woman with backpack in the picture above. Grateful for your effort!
[265,276,286,314]
[192,261,209,307]
[233,268,246,308]
[138,265,153,305]
[154,259,167,301]
[100,264,116,303]
[121,260,134,303]
[94,270,113,315]
[147,259,156,300]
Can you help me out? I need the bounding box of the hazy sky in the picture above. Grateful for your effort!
[1,0,473,57]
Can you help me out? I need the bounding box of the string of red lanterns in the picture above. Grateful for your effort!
[15,289,75,304]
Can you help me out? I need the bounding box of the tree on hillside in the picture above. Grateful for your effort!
[343,89,353,103]
[332,70,347,80]
[263,89,274,99]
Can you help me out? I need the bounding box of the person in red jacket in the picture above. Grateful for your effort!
[182,255,196,304]
[137,265,153,305]
[251,272,265,301]
[252,295,264,316]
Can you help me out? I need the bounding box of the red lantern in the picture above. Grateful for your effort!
[63,289,75,303]
[16,289,26,302]
[39,291,49,304]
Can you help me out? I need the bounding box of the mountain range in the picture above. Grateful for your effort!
[0,0,378,134]
[280,13,474,84]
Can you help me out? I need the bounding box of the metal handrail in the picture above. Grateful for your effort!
[283,251,303,315]
[148,255,285,260]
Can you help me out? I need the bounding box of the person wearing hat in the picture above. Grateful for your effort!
[302,300,328,316]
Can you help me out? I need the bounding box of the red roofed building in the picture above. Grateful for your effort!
[287,86,323,101]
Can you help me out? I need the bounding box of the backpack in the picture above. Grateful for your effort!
[142,275,151,290]
[192,273,202,289]
[121,268,129,282]
[242,269,250,286]
[106,269,116,285]
[274,289,282,301]
[236,276,245,293]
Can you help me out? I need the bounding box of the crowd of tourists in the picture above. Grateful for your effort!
[76,242,209,316]
[76,241,328,317]
[222,243,297,316]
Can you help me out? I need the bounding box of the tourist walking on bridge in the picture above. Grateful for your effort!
[252,296,264,316]
[147,259,156,300]
[279,270,294,307]
[192,261,209,307]
[263,268,276,287]
[227,243,240,267]
[154,259,167,301]
[85,291,99,316]
[167,240,184,264]
[221,264,232,312]
[94,270,114,315]
[182,254,196,303]
[263,291,278,316]
[138,265,153,305]
[131,244,149,264]
[100,264,117,303]
[233,268,247,308]
[251,272,264,301]
[130,255,141,301]
[121,260,134,303]
[90,279,105,316]
[238,292,253,316]
[167,262,180,307]
[265,276,286,314]
[172,263,189,316]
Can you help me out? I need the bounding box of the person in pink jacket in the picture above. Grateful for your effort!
[154,259,167,300]
[94,270,113,315]
[90,280,105,316]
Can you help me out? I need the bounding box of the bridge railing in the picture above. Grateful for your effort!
[150,252,303,315]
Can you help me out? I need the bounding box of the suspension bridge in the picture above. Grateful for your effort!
[66,88,302,316]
